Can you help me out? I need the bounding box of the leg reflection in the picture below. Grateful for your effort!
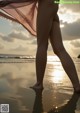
[32,88,80,113]
[32,89,43,113]
[48,93,80,113]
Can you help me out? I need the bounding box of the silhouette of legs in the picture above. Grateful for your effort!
[31,0,80,93]
[50,14,80,93]
[31,1,58,89]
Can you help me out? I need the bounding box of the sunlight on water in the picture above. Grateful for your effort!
[46,60,73,93]
[50,69,65,84]
[47,56,60,62]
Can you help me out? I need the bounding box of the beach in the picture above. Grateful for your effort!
[0,56,80,113]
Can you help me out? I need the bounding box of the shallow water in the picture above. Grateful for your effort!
[0,58,80,113]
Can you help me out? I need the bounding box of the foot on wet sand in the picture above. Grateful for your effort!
[30,83,44,90]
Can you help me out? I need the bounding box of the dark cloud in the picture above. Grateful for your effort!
[9,31,27,40]
[58,3,80,41]
[0,34,14,42]
[61,19,80,40]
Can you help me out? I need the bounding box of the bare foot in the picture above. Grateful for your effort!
[30,83,44,90]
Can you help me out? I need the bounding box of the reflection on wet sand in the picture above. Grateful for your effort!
[0,88,80,113]
[0,89,35,113]
[32,89,80,113]
[32,89,43,113]
[0,61,80,113]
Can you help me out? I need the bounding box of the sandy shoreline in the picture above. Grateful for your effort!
[0,60,80,113]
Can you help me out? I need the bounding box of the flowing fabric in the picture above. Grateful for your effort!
[0,0,38,36]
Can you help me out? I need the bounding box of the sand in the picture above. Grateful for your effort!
[0,58,80,113]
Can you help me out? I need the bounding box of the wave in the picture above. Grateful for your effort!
[0,55,80,63]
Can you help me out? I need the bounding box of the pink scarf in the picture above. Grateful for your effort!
[0,0,38,36]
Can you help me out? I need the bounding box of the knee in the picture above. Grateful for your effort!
[53,45,65,56]
[37,41,48,52]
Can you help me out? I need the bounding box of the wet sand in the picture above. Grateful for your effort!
[0,58,80,113]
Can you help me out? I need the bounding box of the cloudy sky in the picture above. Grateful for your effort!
[0,3,80,57]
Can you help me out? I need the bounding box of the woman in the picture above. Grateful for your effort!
[0,0,80,93]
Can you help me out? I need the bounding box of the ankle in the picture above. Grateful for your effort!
[73,84,80,93]
[37,81,43,86]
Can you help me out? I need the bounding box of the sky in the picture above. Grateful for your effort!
[0,3,80,57]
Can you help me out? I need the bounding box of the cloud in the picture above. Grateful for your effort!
[61,19,80,40]
[70,39,80,48]
[58,4,80,23]
[63,40,80,56]
[59,4,80,13]
[0,33,14,42]
[11,45,28,51]
[56,4,80,41]
[0,44,4,49]
[10,22,36,38]
[31,39,37,45]
[9,31,27,40]
[0,30,34,42]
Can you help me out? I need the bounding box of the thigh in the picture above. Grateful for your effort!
[37,0,59,45]
[50,15,64,50]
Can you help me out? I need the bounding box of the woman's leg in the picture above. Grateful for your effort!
[50,14,80,92]
[31,0,58,89]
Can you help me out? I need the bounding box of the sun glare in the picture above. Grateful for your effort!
[60,24,64,28]
[50,69,65,84]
